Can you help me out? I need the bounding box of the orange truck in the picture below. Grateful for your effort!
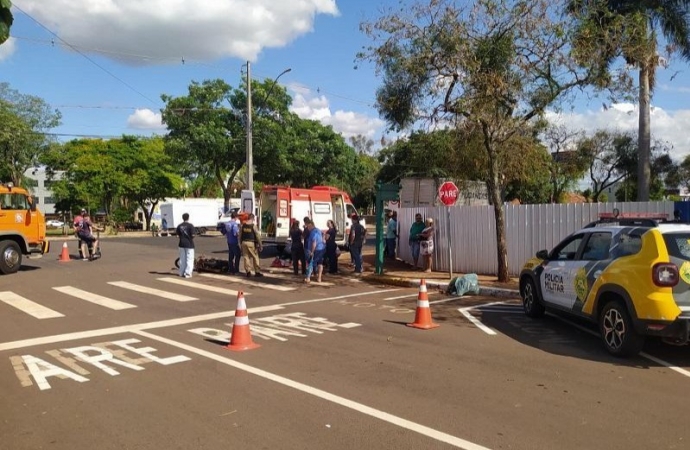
[0,182,49,274]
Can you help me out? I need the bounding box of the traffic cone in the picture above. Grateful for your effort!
[58,242,70,262]
[407,279,439,330]
[226,291,260,351]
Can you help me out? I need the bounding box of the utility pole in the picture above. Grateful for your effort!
[245,61,253,192]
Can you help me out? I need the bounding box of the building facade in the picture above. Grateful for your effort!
[23,167,63,215]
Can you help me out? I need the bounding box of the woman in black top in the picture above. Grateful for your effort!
[325,219,338,274]
[290,219,306,276]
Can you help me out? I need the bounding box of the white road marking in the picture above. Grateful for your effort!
[134,330,492,450]
[108,281,197,302]
[337,323,361,329]
[459,309,497,336]
[547,313,690,379]
[53,286,136,310]
[0,289,397,351]
[0,292,64,319]
[384,293,421,301]
[263,272,336,287]
[200,273,296,292]
[0,305,283,352]
[157,277,246,297]
[458,302,510,336]
[279,289,401,306]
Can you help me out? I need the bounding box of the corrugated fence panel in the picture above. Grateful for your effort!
[395,201,675,276]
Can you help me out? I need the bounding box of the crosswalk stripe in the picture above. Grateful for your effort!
[157,277,246,297]
[108,281,197,302]
[0,292,64,319]
[263,272,335,286]
[200,273,296,291]
[53,286,137,310]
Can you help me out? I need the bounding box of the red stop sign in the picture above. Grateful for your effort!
[438,181,459,206]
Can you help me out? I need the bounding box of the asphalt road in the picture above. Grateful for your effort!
[1,235,690,450]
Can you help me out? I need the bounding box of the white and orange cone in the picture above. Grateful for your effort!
[226,291,260,351]
[407,279,439,330]
[58,242,70,262]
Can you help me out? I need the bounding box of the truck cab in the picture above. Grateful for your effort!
[0,183,49,274]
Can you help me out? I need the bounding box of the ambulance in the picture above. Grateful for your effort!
[241,185,363,251]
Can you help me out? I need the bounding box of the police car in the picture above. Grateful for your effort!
[519,212,690,356]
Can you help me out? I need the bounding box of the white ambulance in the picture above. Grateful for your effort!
[241,185,363,251]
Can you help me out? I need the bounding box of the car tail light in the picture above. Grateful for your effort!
[653,263,679,287]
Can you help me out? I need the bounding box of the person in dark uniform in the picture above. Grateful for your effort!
[239,213,263,277]
[290,219,306,276]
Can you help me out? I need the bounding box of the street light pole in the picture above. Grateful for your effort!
[245,61,253,191]
[245,64,291,194]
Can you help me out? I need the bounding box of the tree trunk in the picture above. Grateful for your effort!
[637,63,652,201]
[484,142,509,282]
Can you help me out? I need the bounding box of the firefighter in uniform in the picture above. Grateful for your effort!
[239,213,263,277]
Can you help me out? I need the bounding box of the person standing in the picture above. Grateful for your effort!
[290,219,306,276]
[239,213,263,277]
[325,219,338,274]
[348,214,366,274]
[304,218,326,283]
[386,211,398,259]
[409,213,426,269]
[176,213,195,278]
[419,218,436,273]
[222,211,241,275]
[161,215,168,237]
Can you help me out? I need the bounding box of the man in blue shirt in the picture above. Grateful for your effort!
[386,211,398,259]
[222,211,241,275]
[304,218,326,283]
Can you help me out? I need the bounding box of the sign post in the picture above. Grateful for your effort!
[438,181,459,280]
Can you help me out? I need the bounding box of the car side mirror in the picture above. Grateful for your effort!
[536,249,549,260]
[30,202,37,212]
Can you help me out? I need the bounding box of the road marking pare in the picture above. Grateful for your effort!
[10,338,190,391]
[189,312,361,343]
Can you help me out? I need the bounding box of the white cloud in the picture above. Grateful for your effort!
[290,91,384,139]
[546,103,690,160]
[127,108,166,130]
[18,0,339,64]
[0,37,16,62]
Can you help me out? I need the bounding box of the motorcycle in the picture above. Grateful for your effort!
[174,254,228,273]
[78,229,102,261]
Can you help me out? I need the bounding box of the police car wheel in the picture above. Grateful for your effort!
[599,300,644,357]
[520,277,545,318]
[0,240,22,275]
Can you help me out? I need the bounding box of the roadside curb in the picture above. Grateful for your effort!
[363,274,519,298]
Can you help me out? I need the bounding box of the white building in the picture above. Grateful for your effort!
[24,167,63,215]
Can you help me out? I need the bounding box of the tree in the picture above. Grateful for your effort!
[576,130,634,202]
[117,136,183,231]
[161,80,247,212]
[614,138,676,201]
[542,124,588,202]
[349,135,375,155]
[41,137,181,225]
[568,0,690,201]
[360,0,598,281]
[0,0,12,45]
[0,84,61,185]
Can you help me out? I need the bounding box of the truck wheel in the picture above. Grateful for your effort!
[599,300,645,357]
[520,278,545,318]
[0,240,22,275]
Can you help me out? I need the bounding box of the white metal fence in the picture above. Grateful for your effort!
[395,202,675,276]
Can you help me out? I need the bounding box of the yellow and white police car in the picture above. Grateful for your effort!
[520,213,690,356]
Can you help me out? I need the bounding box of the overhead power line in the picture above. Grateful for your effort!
[11,5,160,107]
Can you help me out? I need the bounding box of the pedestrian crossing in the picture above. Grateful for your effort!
[0,272,301,320]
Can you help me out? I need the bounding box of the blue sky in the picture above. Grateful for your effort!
[2,0,690,160]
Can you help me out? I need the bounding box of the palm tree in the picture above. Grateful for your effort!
[568,0,690,201]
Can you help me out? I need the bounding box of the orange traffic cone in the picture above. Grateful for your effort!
[58,242,70,262]
[226,291,260,351]
[407,279,439,330]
